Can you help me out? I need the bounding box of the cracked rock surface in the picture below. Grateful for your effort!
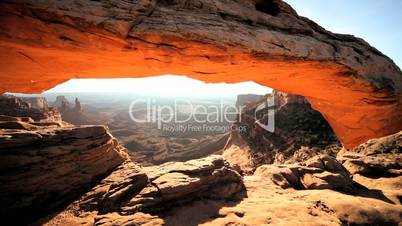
[42,153,402,226]
[43,155,244,225]
[337,131,402,191]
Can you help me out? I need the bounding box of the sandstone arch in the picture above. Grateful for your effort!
[0,0,401,149]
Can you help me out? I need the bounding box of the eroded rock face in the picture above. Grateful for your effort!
[337,131,402,192]
[43,153,402,226]
[131,155,243,212]
[0,115,128,223]
[0,95,62,122]
[43,155,244,225]
[53,96,103,125]
[235,94,264,108]
[224,90,341,173]
[254,155,354,192]
[337,131,401,177]
[20,96,49,109]
[53,95,71,108]
[0,0,401,148]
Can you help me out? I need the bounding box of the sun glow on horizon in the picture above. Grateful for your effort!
[44,75,272,97]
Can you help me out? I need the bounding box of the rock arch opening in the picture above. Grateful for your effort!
[6,76,342,167]
[6,77,276,165]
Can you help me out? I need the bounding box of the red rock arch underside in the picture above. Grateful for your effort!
[0,0,401,149]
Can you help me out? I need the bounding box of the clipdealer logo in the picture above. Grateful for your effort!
[254,95,275,132]
[128,96,275,133]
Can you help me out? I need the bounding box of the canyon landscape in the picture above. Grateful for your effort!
[0,0,401,226]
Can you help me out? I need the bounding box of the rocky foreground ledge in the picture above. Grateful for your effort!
[0,115,128,223]
[41,155,244,225]
[0,113,245,225]
[0,104,400,225]
[40,133,401,226]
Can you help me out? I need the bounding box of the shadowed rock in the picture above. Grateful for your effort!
[0,115,128,223]
[44,155,244,225]
[337,131,401,177]
[42,151,402,226]
[224,90,341,173]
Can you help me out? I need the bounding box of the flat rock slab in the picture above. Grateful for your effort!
[44,155,244,225]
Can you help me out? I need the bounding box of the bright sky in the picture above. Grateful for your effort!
[48,1,401,96]
[285,0,402,67]
[45,76,272,97]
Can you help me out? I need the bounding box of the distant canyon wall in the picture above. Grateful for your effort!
[225,91,341,173]
[0,95,61,122]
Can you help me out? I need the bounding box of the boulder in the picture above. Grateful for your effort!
[254,155,354,192]
[337,131,402,176]
[122,155,243,214]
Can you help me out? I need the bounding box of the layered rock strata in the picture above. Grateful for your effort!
[0,115,128,223]
[0,95,61,122]
[224,90,341,173]
[20,96,49,109]
[338,131,401,177]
